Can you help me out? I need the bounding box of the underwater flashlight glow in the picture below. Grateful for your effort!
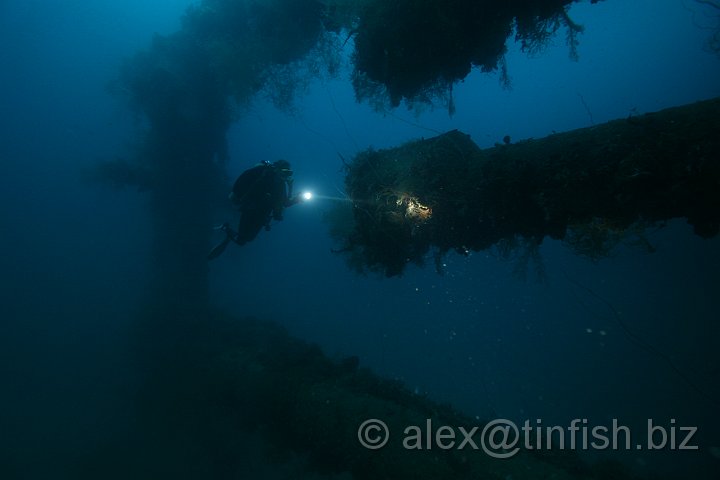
[302,191,313,201]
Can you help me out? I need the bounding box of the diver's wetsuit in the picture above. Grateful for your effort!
[208,161,300,260]
[230,163,293,245]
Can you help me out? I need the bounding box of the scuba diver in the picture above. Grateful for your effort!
[209,159,304,259]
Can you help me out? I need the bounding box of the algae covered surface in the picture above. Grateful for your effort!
[329,99,720,276]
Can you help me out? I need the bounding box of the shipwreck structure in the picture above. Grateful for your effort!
[90,1,683,477]
[329,98,720,276]
[117,314,637,480]
[99,0,598,307]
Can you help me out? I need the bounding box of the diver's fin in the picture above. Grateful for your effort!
[208,235,231,260]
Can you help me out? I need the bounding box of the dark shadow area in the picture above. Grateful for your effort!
[71,311,648,480]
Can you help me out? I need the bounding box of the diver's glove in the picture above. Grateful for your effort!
[287,194,302,206]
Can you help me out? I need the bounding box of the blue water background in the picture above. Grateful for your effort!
[1,0,719,477]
